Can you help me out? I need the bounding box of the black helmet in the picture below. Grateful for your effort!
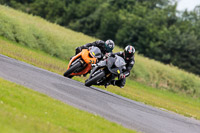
[105,39,115,52]
[124,45,135,60]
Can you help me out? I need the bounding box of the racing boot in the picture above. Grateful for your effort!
[104,82,110,88]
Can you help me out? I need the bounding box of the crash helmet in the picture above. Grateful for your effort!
[124,45,135,60]
[105,39,115,52]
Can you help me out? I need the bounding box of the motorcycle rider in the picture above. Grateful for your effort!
[75,40,115,59]
[73,39,115,77]
[109,45,135,88]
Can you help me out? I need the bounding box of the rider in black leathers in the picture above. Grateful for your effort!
[110,45,135,88]
[75,40,115,59]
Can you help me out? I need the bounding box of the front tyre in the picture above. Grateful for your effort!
[85,71,105,87]
[63,62,82,78]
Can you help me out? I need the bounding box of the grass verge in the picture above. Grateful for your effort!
[1,37,200,120]
[0,78,135,133]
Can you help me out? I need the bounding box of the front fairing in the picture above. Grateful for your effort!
[88,60,106,79]
[107,55,126,75]
[109,67,124,75]
[89,46,102,59]
[97,60,107,67]
[81,49,96,64]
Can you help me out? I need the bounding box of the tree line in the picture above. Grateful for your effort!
[1,0,200,75]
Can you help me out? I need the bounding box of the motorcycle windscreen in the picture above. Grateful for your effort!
[89,46,102,59]
[114,55,126,67]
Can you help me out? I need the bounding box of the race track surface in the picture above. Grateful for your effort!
[0,54,200,133]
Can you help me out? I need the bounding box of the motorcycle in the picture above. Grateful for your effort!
[85,55,126,87]
[63,46,102,78]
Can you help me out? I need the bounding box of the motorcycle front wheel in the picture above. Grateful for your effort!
[63,62,82,78]
[85,71,105,87]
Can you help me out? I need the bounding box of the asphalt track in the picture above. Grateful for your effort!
[0,54,200,133]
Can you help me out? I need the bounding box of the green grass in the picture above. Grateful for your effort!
[0,5,200,97]
[1,37,200,120]
[0,78,135,133]
[0,36,67,75]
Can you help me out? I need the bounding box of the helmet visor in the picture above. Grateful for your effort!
[125,52,133,60]
[106,46,113,52]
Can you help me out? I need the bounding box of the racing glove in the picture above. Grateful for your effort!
[119,73,126,79]
[103,53,112,59]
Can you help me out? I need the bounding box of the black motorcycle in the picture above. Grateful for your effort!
[85,55,126,87]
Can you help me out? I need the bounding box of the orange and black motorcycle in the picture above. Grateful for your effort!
[63,46,102,78]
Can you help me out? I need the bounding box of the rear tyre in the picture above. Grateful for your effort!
[85,71,105,87]
[63,62,82,78]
